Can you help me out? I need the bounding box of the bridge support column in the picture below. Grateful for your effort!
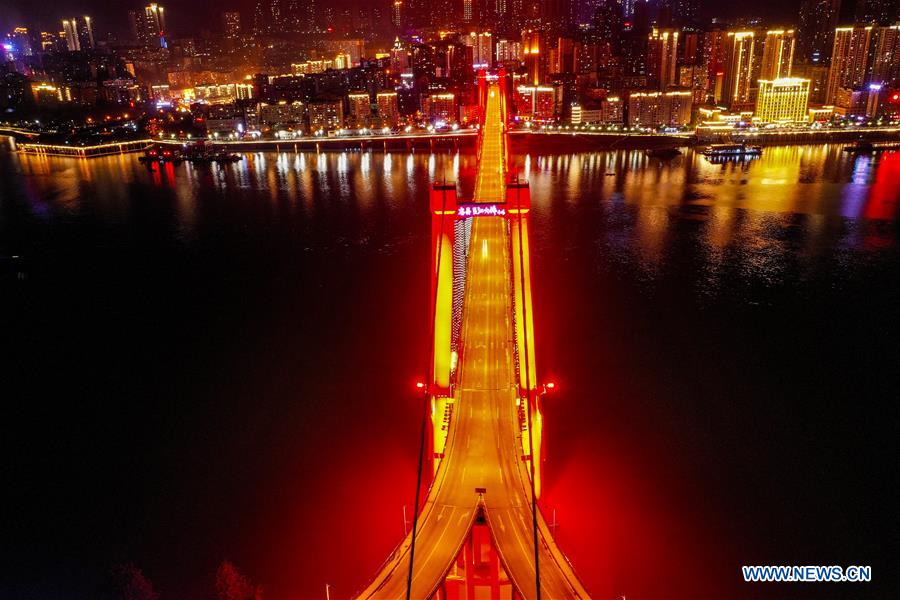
[507,180,543,499]
[430,183,457,473]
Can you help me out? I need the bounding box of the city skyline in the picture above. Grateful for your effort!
[0,0,873,39]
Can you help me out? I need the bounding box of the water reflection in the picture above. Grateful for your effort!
[3,142,898,600]
[6,145,898,248]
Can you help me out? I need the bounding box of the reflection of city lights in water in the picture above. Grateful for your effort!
[864,152,900,221]
[841,156,872,218]
[361,151,370,177]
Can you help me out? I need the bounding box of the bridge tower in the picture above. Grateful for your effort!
[507,179,543,499]
[429,182,457,472]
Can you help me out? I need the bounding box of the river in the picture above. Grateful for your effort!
[1,143,897,598]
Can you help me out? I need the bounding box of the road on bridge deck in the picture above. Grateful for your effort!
[357,83,589,600]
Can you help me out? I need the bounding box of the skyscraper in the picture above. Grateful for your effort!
[131,4,167,48]
[376,91,400,126]
[254,0,280,35]
[466,32,493,69]
[825,25,873,103]
[80,17,95,50]
[522,29,544,85]
[61,17,94,52]
[391,1,403,30]
[723,31,756,107]
[61,19,80,51]
[222,12,241,38]
[869,25,900,86]
[647,27,679,90]
[347,92,372,127]
[622,0,635,22]
[278,0,316,32]
[703,28,727,102]
[590,0,622,47]
[9,27,34,57]
[760,30,796,80]
[797,0,840,63]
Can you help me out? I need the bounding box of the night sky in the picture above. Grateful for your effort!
[1,0,811,40]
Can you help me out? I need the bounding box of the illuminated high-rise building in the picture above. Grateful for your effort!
[495,39,522,63]
[760,30,796,80]
[309,99,344,130]
[703,28,727,102]
[797,0,841,62]
[626,89,693,126]
[305,0,318,31]
[145,4,166,47]
[465,32,493,69]
[463,0,474,22]
[222,12,241,38]
[61,17,94,52]
[422,92,457,123]
[647,27,679,90]
[679,63,708,103]
[131,4,167,48]
[522,29,544,85]
[62,19,80,51]
[279,0,316,32]
[377,91,400,126]
[870,25,900,86]
[82,17,95,50]
[755,78,810,122]
[8,27,34,57]
[40,31,58,52]
[515,85,559,121]
[253,0,280,35]
[347,92,372,127]
[390,38,411,74]
[587,0,622,74]
[391,1,403,30]
[723,31,756,107]
[682,31,700,64]
[825,25,873,103]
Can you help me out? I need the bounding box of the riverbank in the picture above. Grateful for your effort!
[6,126,900,157]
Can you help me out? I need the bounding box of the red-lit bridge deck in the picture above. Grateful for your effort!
[357,82,589,599]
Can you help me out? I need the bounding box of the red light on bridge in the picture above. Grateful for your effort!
[416,382,426,390]
[546,382,556,390]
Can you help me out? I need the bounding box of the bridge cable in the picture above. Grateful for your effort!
[406,170,450,600]
[509,92,542,599]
